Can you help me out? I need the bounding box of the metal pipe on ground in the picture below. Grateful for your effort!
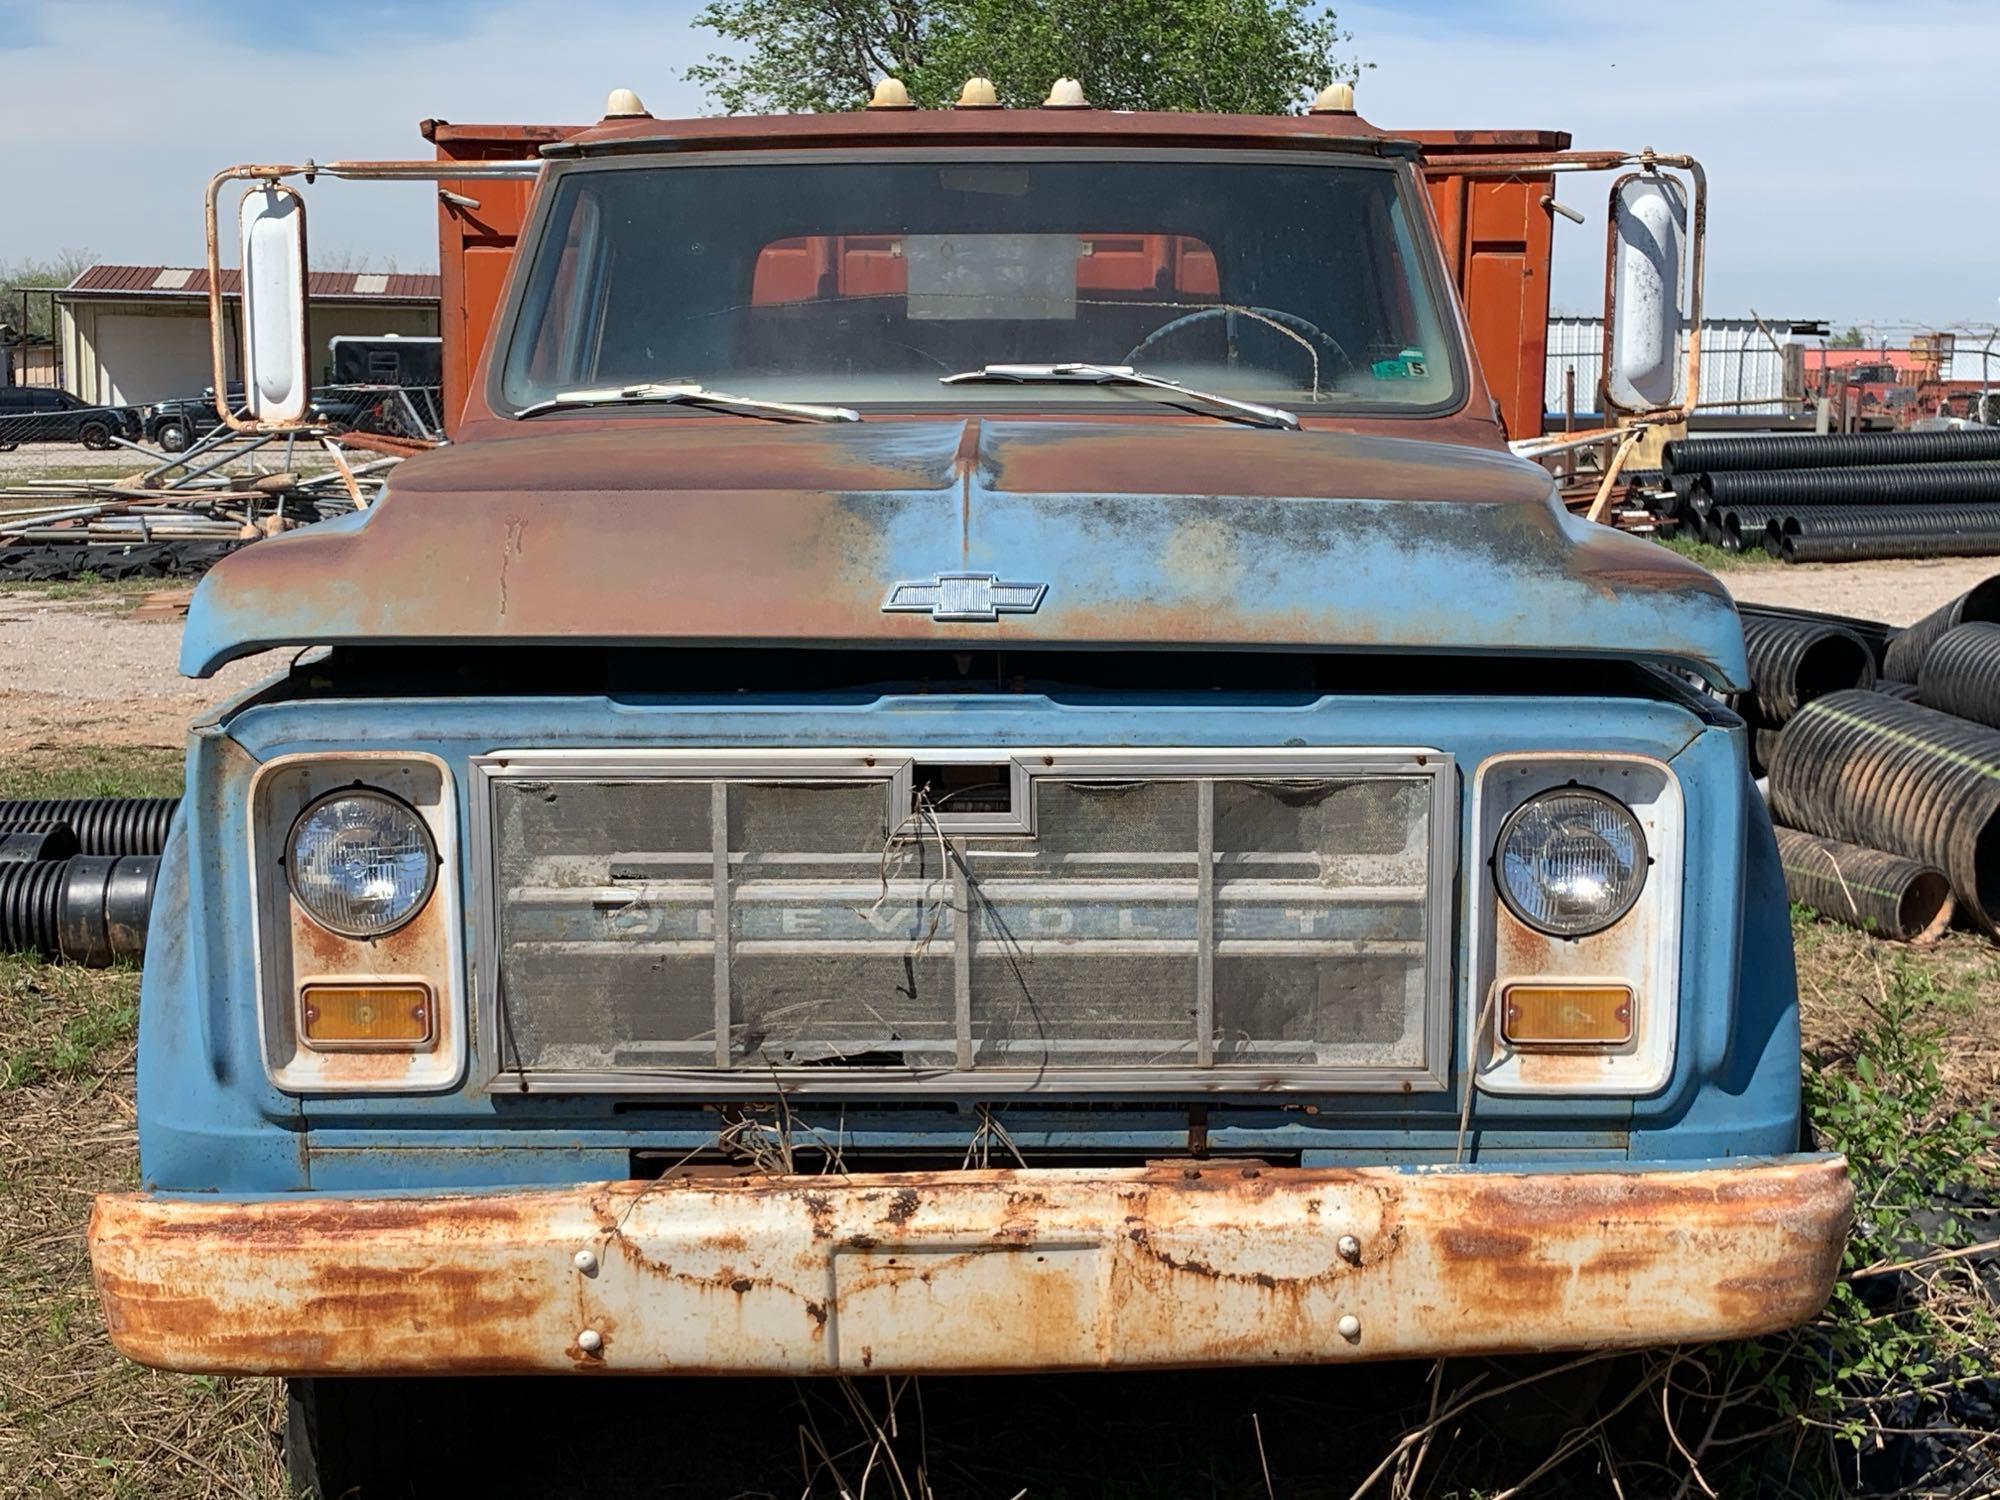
[1884,576,2000,680]
[1737,614,1876,725]
[1769,507,2000,564]
[1916,621,2000,729]
[0,798,179,857]
[0,855,158,965]
[1662,428,2000,476]
[1699,462,2000,507]
[1774,826,1955,944]
[1769,689,2000,933]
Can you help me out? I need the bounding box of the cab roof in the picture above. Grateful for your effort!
[546,107,1418,159]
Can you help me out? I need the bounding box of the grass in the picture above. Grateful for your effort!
[0,746,184,801]
[0,955,286,1499]
[1654,532,1779,571]
[0,897,1990,1495]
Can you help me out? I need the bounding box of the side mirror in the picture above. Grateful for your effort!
[238,183,313,423]
[1603,173,1688,412]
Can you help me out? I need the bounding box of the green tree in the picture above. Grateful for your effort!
[685,0,1367,115]
[1828,325,1866,349]
[0,248,95,341]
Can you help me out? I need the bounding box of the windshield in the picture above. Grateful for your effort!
[500,154,1462,415]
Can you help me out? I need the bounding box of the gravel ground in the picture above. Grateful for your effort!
[0,445,152,479]
[1722,554,2000,624]
[0,593,282,752]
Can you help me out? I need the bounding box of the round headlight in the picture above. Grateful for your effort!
[1496,788,1648,937]
[287,789,437,937]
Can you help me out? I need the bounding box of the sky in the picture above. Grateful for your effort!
[1,0,1995,334]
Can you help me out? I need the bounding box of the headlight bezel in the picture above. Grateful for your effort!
[251,753,464,1095]
[285,785,440,938]
[1493,785,1650,939]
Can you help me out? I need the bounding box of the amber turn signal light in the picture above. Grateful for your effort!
[1499,983,1633,1047]
[300,983,435,1050]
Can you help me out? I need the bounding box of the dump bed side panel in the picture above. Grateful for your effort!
[1409,131,1568,442]
[422,121,584,436]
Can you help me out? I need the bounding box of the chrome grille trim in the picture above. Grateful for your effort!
[470,748,1457,1096]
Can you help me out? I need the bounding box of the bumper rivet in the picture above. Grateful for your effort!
[1337,1314,1362,1342]
[1337,1235,1362,1263]
[573,1249,599,1275]
[576,1328,603,1354]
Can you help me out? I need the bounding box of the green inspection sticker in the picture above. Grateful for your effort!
[1370,347,1430,380]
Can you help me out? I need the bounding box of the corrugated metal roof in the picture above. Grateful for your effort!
[63,264,440,302]
[1545,317,1803,416]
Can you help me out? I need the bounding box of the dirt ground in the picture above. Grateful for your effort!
[0,592,282,753]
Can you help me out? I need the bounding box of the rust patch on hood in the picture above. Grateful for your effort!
[180,419,1749,689]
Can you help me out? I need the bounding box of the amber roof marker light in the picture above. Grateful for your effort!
[867,78,916,110]
[955,76,1001,109]
[1309,82,1356,115]
[603,87,651,119]
[1041,77,1091,109]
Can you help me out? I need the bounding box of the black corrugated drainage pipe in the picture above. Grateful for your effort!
[0,824,80,863]
[0,798,178,858]
[1738,602,1899,673]
[1700,462,2000,507]
[1772,508,2000,564]
[1751,727,1783,780]
[1774,826,1955,943]
[0,855,157,965]
[1738,615,1876,725]
[1916,622,2000,729]
[1713,504,1791,551]
[1770,689,2000,932]
[0,861,64,959]
[1884,576,2000,680]
[1872,680,1923,703]
[1662,428,2000,476]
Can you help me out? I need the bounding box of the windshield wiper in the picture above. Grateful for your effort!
[515,381,861,423]
[940,363,1299,430]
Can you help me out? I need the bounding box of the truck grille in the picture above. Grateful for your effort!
[476,751,1453,1092]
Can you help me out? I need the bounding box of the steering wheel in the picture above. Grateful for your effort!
[1124,305,1352,395]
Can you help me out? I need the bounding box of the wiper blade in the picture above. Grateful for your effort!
[940,363,1298,431]
[515,382,861,423]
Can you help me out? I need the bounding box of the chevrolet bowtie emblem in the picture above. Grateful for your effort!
[882,572,1049,623]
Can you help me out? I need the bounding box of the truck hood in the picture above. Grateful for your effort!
[182,419,1747,689]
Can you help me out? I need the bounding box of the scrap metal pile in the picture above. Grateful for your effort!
[1664,427,2000,562]
[0,798,177,966]
[1743,576,2000,941]
[0,424,421,584]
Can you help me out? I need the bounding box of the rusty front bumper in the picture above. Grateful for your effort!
[91,1156,1851,1376]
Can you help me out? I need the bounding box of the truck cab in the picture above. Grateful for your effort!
[90,88,1850,1488]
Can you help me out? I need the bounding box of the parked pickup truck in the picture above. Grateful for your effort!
[0,385,138,450]
[88,85,1852,1494]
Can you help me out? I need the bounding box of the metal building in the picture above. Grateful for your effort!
[56,265,441,405]
[1544,316,1812,420]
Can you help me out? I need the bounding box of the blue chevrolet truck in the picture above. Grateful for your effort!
[88,84,1850,1494]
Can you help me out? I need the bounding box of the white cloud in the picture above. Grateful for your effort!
[1,0,1992,330]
